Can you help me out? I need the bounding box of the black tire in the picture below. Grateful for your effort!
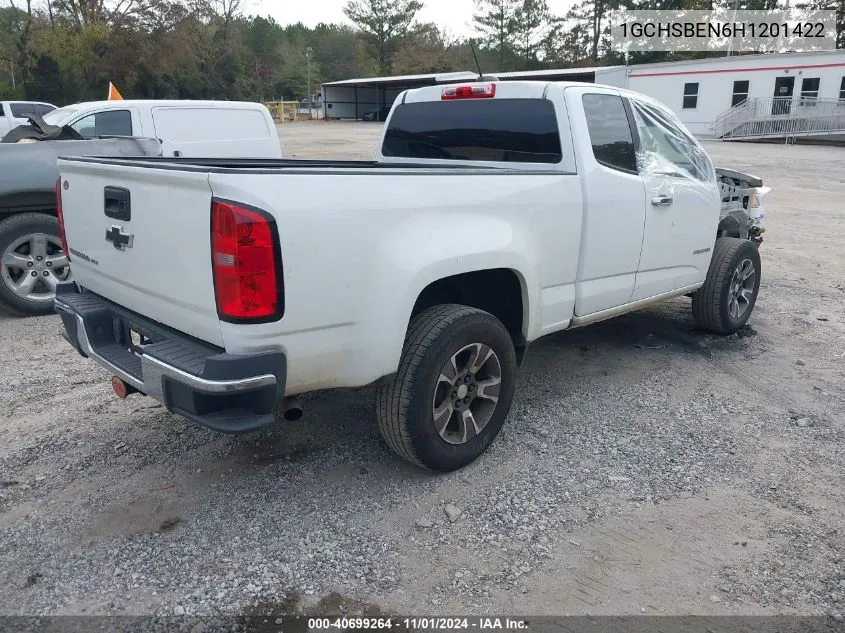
[375,304,517,472]
[0,213,67,317]
[692,237,761,335]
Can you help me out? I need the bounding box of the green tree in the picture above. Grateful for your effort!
[393,22,455,74]
[344,0,424,75]
[0,1,33,97]
[512,0,552,68]
[311,23,373,82]
[472,0,519,67]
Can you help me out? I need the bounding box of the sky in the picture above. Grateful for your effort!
[251,0,576,40]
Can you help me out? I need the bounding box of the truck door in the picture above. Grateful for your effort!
[626,96,720,302]
[564,87,646,316]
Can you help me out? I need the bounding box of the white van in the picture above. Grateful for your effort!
[41,100,282,158]
[0,100,57,136]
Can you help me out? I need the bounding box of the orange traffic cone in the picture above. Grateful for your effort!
[107,82,124,100]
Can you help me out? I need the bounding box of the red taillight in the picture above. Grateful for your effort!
[55,177,70,261]
[211,199,283,322]
[441,83,496,100]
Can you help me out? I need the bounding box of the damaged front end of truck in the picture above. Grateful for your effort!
[716,167,770,247]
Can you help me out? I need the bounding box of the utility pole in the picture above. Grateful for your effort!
[305,47,313,105]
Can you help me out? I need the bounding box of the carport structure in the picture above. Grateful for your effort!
[321,66,627,121]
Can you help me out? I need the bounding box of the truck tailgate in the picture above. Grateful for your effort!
[58,159,223,347]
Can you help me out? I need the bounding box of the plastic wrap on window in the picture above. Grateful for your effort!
[630,99,715,185]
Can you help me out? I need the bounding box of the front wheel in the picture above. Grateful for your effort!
[375,304,517,472]
[692,237,761,334]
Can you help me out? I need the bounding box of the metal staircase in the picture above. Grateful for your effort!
[712,97,845,141]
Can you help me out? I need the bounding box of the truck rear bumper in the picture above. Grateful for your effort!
[53,283,286,434]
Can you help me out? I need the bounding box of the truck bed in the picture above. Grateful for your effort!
[55,153,575,363]
[56,155,544,174]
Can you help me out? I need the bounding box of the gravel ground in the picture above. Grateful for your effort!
[0,124,843,620]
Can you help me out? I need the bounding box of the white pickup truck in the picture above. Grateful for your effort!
[53,80,769,472]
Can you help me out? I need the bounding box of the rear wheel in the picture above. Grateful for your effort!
[0,213,71,316]
[692,237,761,334]
[375,304,517,472]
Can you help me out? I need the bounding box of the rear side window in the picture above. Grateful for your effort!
[10,103,36,118]
[35,104,55,116]
[0,104,4,117]
[95,110,132,135]
[71,110,132,137]
[581,93,637,174]
[381,98,562,164]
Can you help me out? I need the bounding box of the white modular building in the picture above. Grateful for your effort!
[625,50,845,137]
[321,50,845,140]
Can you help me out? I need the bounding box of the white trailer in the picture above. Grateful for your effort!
[627,50,845,136]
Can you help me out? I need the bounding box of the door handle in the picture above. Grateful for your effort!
[104,186,131,221]
[651,195,673,207]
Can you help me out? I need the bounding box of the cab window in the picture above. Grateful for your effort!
[71,110,132,137]
[581,93,638,174]
[629,99,712,182]
[9,102,37,118]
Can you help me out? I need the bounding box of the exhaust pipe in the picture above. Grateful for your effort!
[280,396,304,421]
[111,376,138,399]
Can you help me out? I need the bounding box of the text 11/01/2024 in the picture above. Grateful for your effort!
[307,617,529,630]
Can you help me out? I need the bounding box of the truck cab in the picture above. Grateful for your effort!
[0,100,56,137]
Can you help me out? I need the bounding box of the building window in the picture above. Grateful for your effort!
[682,83,699,109]
[800,77,820,105]
[731,80,750,107]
